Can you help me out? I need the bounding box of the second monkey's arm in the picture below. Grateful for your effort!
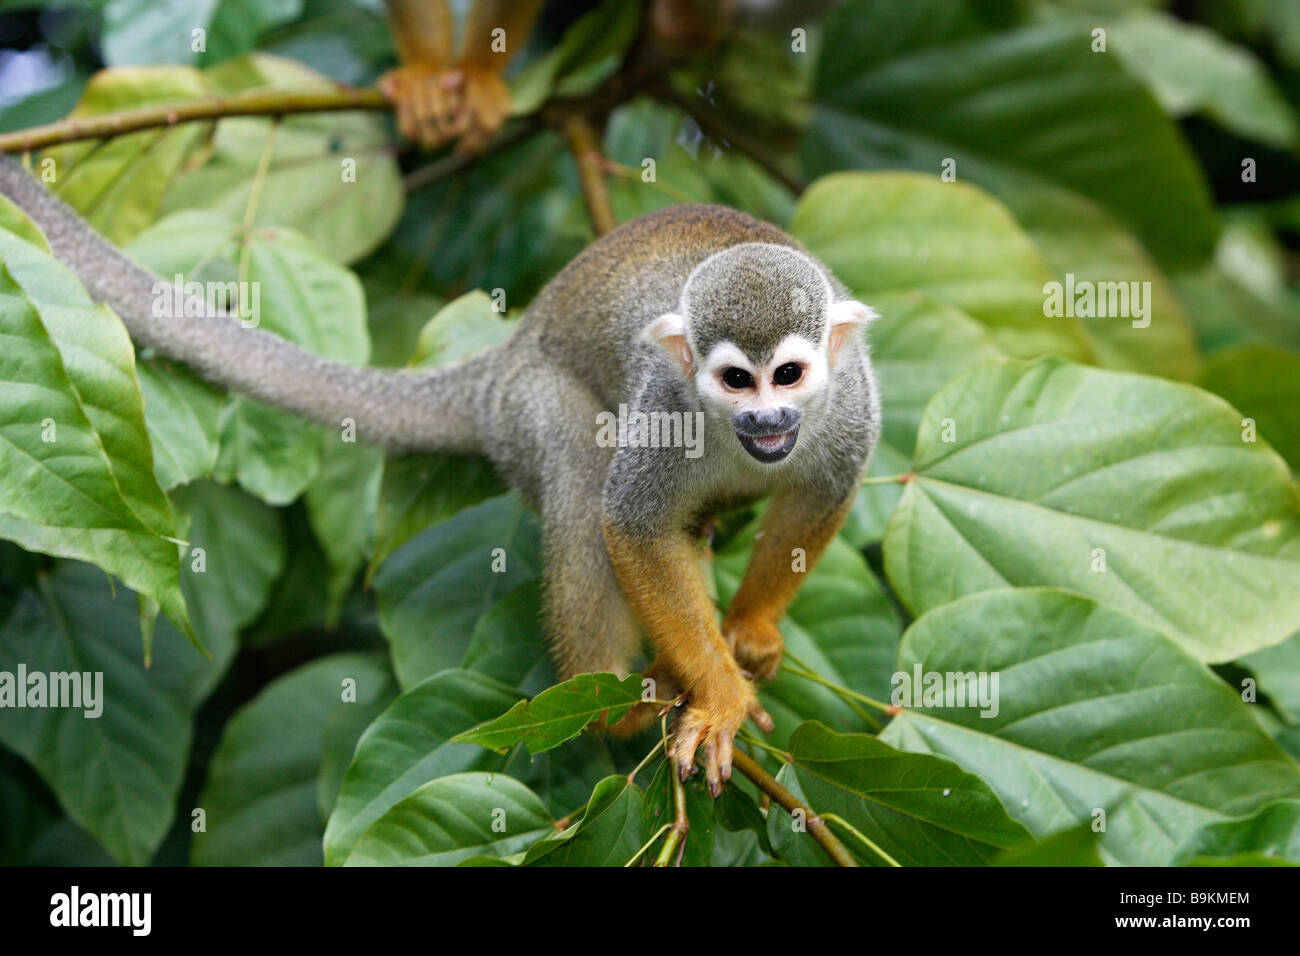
[380,0,543,151]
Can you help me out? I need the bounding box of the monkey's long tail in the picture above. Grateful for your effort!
[0,157,485,455]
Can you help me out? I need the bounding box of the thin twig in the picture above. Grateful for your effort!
[731,749,859,867]
[626,737,666,785]
[627,824,674,867]
[821,812,902,868]
[401,118,540,192]
[0,85,390,154]
[561,113,617,236]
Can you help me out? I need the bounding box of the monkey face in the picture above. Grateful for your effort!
[642,243,878,464]
[695,335,827,463]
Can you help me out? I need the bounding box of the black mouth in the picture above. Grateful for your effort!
[736,427,799,463]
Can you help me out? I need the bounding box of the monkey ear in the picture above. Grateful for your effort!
[827,299,877,365]
[643,312,695,376]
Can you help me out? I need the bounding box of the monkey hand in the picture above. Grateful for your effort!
[379,64,467,150]
[723,614,785,682]
[672,671,773,797]
[456,65,512,153]
[379,63,509,152]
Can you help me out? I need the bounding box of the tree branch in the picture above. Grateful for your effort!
[731,749,860,867]
[0,86,391,154]
[401,118,539,192]
[559,113,617,236]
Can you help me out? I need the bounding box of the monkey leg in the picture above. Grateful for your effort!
[482,362,645,694]
[604,521,774,795]
[722,486,855,680]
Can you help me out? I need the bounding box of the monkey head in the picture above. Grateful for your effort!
[643,242,875,463]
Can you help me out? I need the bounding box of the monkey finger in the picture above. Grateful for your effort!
[418,82,447,149]
[716,733,734,785]
[704,737,722,797]
[749,704,774,734]
[671,726,703,781]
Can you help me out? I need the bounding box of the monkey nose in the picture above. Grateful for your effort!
[734,407,801,436]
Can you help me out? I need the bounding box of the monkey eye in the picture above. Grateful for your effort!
[721,367,756,390]
[773,363,803,386]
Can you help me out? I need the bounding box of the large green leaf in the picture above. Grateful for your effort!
[323,669,522,867]
[137,357,224,491]
[390,131,582,306]
[366,292,512,574]
[791,171,1089,361]
[0,228,190,638]
[769,722,1031,866]
[881,589,1300,865]
[159,55,403,264]
[374,493,543,689]
[603,98,797,228]
[509,0,641,114]
[883,355,1300,662]
[1239,631,1300,725]
[172,480,284,685]
[128,209,370,506]
[1172,264,1300,355]
[213,396,325,505]
[40,66,211,246]
[407,291,515,368]
[452,673,644,756]
[844,296,1004,546]
[192,653,395,865]
[525,775,644,867]
[805,1,1219,269]
[169,481,279,707]
[304,439,383,620]
[1199,345,1300,473]
[101,0,222,67]
[0,562,221,864]
[1108,9,1299,149]
[344,772,555,866]
[999,183,1200,380]
[369,456,507,577]
[1172,800,1300,866]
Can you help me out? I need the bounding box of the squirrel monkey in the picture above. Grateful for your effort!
[0,160,880,795]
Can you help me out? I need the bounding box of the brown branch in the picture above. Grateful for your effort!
[560,113,617,236]
[0,86,391,154]
[402,118,540,192]
[652,82,807,195]
[732,749,860,867]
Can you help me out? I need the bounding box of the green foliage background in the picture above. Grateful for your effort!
[1,0,1300,866]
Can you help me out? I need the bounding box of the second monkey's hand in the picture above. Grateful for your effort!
[379,63,510,152]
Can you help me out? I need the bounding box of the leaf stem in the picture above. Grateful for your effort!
[860,473,909,486]
[627,824,673,867]
[626,737,666,785]
[782,650,892,719]
[820,812,902,868]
